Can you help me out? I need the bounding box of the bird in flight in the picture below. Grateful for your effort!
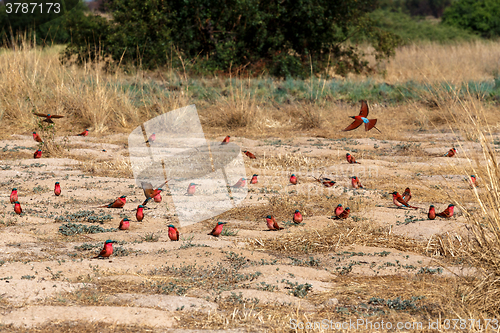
[34,113,64,124]
[343,100,381,133]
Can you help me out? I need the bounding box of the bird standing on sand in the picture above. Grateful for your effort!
[145,133,156,144]
[10,188,18,203]
[266,215,283,230]
[153,191,162,203]
[141,181,167,205]
[250,174,258,184]
[136,205,144,222]
[346,153,360,164]
[186,183,197,196]
[337,207,351,219]
[293,210,303,224]
[93,240,115,259]
[209,222,227,237]
[168,224,179,241]
[230,178,246,188]
[351,176,363,189]
[335,204,344,217]
[437,204,455,218]
[34,149,42,159]
[54,182,61,196]
[14,201,22,214]
[77,129,89,136]
[33,132,43,143]
[391,192,419,209]
[469,175,477,188]
[119,218,130,230]
[221,136,230,145]
[343,100,381,133]
[428,205,436,220]
[443,148,457,157]
[243,150,256,159]
[314,175,336,187]
[290,174,297,185]
[34,113,64,124]
[402,187,412,202]
[101,195,127,208]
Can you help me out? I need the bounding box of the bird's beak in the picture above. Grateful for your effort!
[350,116,355,119]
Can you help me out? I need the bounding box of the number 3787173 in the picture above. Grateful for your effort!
[6,3,61,14]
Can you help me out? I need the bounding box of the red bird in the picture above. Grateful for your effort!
[93,240,115,259]
[443,148,457,157]
[290,174,297,185]
[221,136,230,145]
[266,215,283,230]
[186,183,198,196]
[77,129,89,136]
[32,132,43,143]
[428,205,436,220]
[34,112,64,124]
[437,204,455,218]
[314,176,335,187]
[14,201,22,214]
[10,188,18,204]
[101,195,127,208]
[343,100,381,133]
[337,207,351,219]
[209,222,227,237]
[335,204,344,217]
[469,175,477,188]
[34,149,42,159]
[54,182,61,196]
[153,191,162,203]
[230,178,246,188]
[250,174,258,184]
[141,181,167,205]
[402,187,412,202]
[391,192,419,209]
[293,209,303,224]
[145,132,156,144]
[351,176,363,189]
[243,150,256,159]
[168,224,179,241]
[119,218,130,230]
[346,153,360,164]
[136,205,144,222]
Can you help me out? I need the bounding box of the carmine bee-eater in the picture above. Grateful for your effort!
[243,150,256,159]
[10,188,18,203]
[32,132,43,143]
[428,205,436,220]
[34,149,42,159]
[250,174,258,184]
[153,191,162,203]
[293,209,303,224]
[54,182,61,196]
[77,129,89,136]
[313,175,336,187]
[343,100,381,133]
[443,148,457,157]
[469,175,477,188]
[402,187,412,202]
[168,224,180,241]
[437,204,455,218]
[337,207,351,219]
[335,204,344,217]
[266,215,283,230]
[221,136,230,145]
[186,183,198,195]
[145,132,156,144]
[346,153,360,164]
[141,181,167,206]
[136,205,144,221]
[391,192,419,209]
[14,201,22,214]
[119,218,130,230]
[34,112,64,124]
[351,176,363,189]
[101,195,127,208]
[209,222,227,237]
[93,240,115,259]
[290,174,298,185]
[230,178,246,188]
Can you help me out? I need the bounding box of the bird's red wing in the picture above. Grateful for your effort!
[365,119,378,131]
[50,115,64,118]
[402,188,411,202]
[396,196,410,206]
[175,229,179,240]
[343,119,363,131]
[34,112,48,117]
[359,100,369,117]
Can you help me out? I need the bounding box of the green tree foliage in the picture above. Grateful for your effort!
[379,0,451,17]
[442,0,500,38]
[0,0,86,45]
[62,0,403,77]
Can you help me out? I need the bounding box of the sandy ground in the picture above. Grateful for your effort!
[0,131,489,332]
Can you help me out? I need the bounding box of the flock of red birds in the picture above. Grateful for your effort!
[11,104,470,258]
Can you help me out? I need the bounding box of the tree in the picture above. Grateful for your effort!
[442,0,500,38]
